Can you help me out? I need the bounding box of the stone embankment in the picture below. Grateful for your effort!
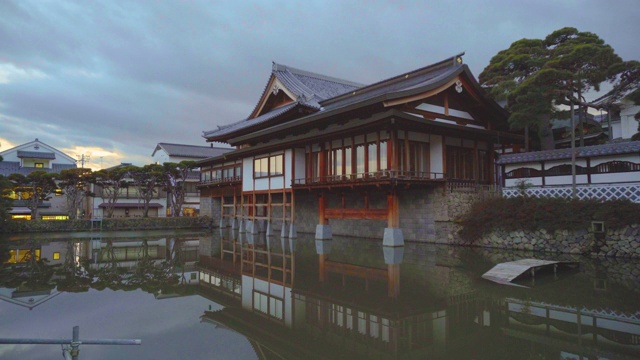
[444,224,640,259]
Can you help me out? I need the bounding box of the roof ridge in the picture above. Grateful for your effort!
[320,52,465,106]
[159,142,226,149]
[272,62,365,88]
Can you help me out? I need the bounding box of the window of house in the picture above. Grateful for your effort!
[35,163,44,168]
[254,154,283,178]
[53,252,60,260]
[55,188,63,196]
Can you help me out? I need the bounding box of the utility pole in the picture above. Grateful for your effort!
[570,97,577,199]
[77,154,91,169]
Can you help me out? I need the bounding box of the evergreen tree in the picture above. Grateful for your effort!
[480,27,627,149]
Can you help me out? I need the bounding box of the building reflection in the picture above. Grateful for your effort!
[1,234,203,309]
[197,231,640,360]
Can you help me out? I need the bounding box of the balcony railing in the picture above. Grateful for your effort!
[293,170,446,186]
[199,176,242,187]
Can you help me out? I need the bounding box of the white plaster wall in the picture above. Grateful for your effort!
[242,158,253,192]
[592,173,640,183]
[545,175,588,186]
[284,149,293,189]
[505,177,543,187]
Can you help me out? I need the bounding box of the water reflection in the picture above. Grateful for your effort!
[197,229,640,360]
[1,229,639,359]
[1,233,203,300]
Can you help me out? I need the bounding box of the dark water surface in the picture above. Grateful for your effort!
[1,229,639,359]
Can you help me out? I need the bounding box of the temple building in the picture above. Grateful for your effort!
[197,54,523,244]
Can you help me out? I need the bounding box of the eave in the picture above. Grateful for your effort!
[198,109,524,167]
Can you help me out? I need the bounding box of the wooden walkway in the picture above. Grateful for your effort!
[482,259,579,287]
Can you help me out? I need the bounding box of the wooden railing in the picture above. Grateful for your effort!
[293,170,445,186]
[199,176,242,186]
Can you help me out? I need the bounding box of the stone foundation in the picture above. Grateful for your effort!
[439,223,640,259]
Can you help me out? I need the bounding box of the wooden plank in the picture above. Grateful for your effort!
[325,208,387,220]
[482,259,579,287]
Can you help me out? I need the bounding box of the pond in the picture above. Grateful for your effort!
[1,229,639,359]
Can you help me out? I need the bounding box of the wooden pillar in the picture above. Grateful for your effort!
[387,191,399,228]
[388,264,400,299]
[318,192,326,225]
[319,254,327,282]
[388,129,396,171]
[319,143,327,182]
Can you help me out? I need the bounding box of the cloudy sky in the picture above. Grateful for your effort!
[1,0,638,170]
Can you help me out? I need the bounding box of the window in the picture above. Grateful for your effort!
[269,154,283,176]
[42,215,69,220]
[399,141,429,175]
[35,163,44,168]
[53,252,60,260]
[55,188,63,196]
[254,154,283,178]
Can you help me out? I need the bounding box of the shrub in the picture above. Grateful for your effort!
[459,197,640,243]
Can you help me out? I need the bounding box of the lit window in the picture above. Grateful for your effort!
[35,163,44,168]
[55,188,63,196]
[53,252,60,260]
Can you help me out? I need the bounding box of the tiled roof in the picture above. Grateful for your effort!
[202,102,301,138]
[203,63,363,140]
[17,151,56,159]
[272,63,363,108]
[154,143,232,159]
[496,140,640,165]
[320,54,467,111]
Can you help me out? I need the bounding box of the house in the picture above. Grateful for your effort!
[151,143,232,216]
[90,163,169,218]
[0,138,77,220]
[498,140,640,202]
[197,54,523,244]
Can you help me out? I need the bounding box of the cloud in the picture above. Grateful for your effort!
[0,0,638,167]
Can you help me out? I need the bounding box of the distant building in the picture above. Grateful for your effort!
[0,138,77,220]
[151,143,232,216]
[498,140,640,202]
[90,162,169,218]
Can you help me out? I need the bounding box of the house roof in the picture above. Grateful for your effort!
[226,54,510,146]
[496,140,640,165]
[0,138,76,163]
[98,203,164,208]
[320,53,466,110]
[17,151,56,159]
[202,62,363,141]
[152,143,232,159]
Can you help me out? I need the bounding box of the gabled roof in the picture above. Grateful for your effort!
[202,62,363,142]
[227,54,511,146]
[496,140,640,165]
[0,138,76,163]
[152,143,232,159]
[17,150,56,159]
[320,53,466,110]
